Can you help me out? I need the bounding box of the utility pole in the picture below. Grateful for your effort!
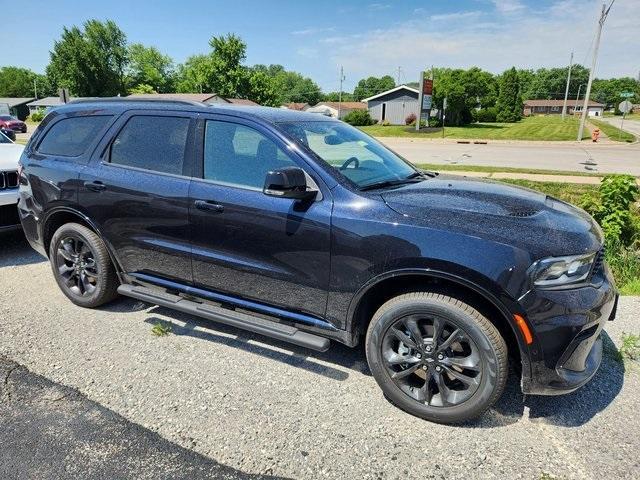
[397,66,402,85]
[578,1,615,141]
[338,66,345,119]
[574,84,584,113]
[33,79,38,99]
[561,51,573,120]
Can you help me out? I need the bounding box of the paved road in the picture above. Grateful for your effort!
[0,231,638,479]
[598,117,640,139]
[377,138,640,175]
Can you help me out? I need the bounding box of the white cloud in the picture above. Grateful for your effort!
[491,0,525,14]
[369,3,391,10]
[291,27,335,36]
[312,0,640,89]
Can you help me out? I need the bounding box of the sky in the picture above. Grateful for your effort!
[2,0,639,92]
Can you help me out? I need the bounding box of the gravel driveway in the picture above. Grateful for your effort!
[1,231,638,479]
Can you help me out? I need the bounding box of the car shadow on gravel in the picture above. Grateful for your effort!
[0,230,46,267]
[468,332,625,428]
[0,356,291,480]
[143,306,368,382]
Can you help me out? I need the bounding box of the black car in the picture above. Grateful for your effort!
[18,99,617,424]
[1,127,16,141]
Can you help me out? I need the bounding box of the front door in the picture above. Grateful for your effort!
[189,115,332,318]
[79,111,196,283]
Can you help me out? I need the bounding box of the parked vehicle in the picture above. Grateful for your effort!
[18,99,617,423]
[0,115,27,133]
[0,130,23,231]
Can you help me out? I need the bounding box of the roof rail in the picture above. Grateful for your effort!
[66,97,206,107]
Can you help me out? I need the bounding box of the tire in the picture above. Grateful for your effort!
[49,223,119,308]
[365,292,508,424]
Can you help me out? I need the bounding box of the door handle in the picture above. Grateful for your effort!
[84,181,107,192]
[194,199,224,213]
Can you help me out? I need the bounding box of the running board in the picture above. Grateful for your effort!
[117,284,331,352]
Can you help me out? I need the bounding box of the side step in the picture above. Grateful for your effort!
[117,284,331,352]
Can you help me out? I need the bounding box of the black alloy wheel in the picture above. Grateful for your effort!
[381,314,481,407]
[56,235,99,297]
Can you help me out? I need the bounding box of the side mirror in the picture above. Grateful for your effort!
[263,167,317,201]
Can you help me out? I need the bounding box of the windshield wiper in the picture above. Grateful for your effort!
[360,177,422,191]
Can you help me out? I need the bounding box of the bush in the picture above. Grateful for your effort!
[580,174,640,247]
[343,109,375,126]
[405,113,416,125]
[29,109,46,122]
[473,107,498,123]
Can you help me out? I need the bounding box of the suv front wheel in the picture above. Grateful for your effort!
[366,292,508,424]
[49,223,119,308]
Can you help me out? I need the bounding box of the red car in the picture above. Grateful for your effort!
[0,115,27,133]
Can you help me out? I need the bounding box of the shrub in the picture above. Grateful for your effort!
[473,107,498,123]
[343,109,375,126]
[405,113,416,125]
[580,174,640,247]
[29,109,46,122]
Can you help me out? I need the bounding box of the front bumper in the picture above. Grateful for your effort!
[519,261,617,395]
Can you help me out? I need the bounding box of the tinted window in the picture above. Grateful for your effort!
[204,121,294,189]
[38,115,112,157]
[110,116,190,175]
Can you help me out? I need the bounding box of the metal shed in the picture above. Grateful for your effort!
[362,85,419,125]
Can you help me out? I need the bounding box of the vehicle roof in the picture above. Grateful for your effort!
[54,98,338,124]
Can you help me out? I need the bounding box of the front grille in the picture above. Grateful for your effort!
[0,170,19,190]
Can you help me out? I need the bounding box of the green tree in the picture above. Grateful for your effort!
[592,77,640,109]
[46,19,128,96]
[353,75,395,101]
[322,91,355,102]
[495,67,522,123]
[247,70,278,106]
[127,43,174,93]
[252,64,322,105]
[521,65,590,100]
[0,67,53,97]
[175,54,213,93]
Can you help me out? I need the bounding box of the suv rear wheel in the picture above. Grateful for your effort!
[365,292,508,424]
[49,223,119,308]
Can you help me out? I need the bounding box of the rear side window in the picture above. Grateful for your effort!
[110,116,190,175]
[38,115,112,157]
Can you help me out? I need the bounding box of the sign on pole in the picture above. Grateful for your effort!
[619,100,633,113]
[415,72,433,131]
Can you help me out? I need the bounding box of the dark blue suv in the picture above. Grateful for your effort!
[18,99,617,423]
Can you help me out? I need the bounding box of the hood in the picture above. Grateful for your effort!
[381,175,602,257]
[0,144,25,171]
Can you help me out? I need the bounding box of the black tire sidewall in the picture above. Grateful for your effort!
[366,297,504,424]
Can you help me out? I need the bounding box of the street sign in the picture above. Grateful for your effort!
[619,100,633,114]
[620,92,634,98]
[416,72,433,131]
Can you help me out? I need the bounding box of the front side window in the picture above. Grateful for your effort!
[110,116,190,175]
[203,120,295,189]
[276,121,416,188]
[38,115,112,157]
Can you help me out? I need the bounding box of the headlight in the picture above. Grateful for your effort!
[528,252,596,288]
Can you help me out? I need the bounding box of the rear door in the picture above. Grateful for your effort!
[78,110,197,284]
[189,114,333,318]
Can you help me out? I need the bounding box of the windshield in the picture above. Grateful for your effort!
[277,121,418,188]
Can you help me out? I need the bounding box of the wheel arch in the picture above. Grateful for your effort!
[42,207,123,274]
[347,269,530,375]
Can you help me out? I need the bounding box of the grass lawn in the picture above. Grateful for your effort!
[589,118,636,143]
[360,116,591,141]
[415,163,602,177]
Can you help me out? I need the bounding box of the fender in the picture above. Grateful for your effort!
[346,267,532,376]
[42,206,125,276]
